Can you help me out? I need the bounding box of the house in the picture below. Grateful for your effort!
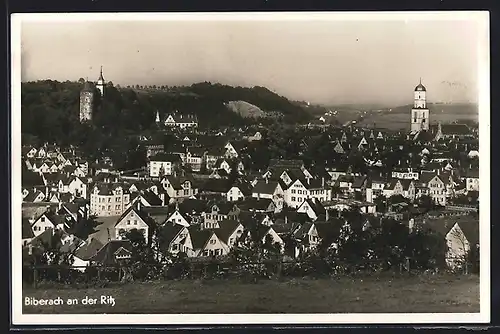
[238,225,284,253]
[392,168,419,180]
[239,211,274,227]
[144,140,165,159]
[204,147,226,171]
[214,219,245,249]
[161,175,199,200]
[163,205,191,227]
[185,147,206,172]
[401,179,416,201]
[201,202,239,229]
[463,169,479,192]
[30,210,60,237]
[189,228,229,257]
[423,218,479,269]
[90,183,131,217]
[251,180,284,201]
[23,189,46,203]
[237,197,279,214]
[22,218,35,246]
[293,222,321,256]
[420,172,448,206]
[128,190,165,208]
[163,113,198,129]
[226,181,253,202]
[114,204,156,244]
[148,153,183,177]
[434,123,473,141]
[156,224,194,257]
[296,198,329,221]
[90,240,133,266]
[283,176,331,209]
[383,179,404,198]
[71,237,105,271]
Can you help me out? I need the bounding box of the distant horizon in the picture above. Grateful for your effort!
[20,76,478,109]
[19,13,485,106]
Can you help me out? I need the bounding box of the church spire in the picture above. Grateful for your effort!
[98,66,104,81]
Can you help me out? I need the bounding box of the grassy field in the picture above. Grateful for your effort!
[22,274,479,314]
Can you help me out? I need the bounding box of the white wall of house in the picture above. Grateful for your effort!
[149,161,173,177]
[165,210,190,227]
[115,209,150,244]
[445,223,470,268]
[227,187,245,202]
[196,233,229,257]
[31,215,55,237]
[466,177,479,192]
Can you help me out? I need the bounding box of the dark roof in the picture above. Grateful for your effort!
[440,124,471,135]
[252,180,279,195]
[214,219,243,243]
[142,190,163,206]
[269,159,304,169]
[178,199,209,214]
[75,238,104,260]
[149,152,182,162]
[237,198,274,212]
[200,178,232,193]
[352,175,367,189]
[315,220,343,244]
[22,218,35,239]
[158,224,185,249]
[415,82,426,92]
[22,170,45,188]
[90,240,133,265]
[188,228,214,250]
[458,220,479,246]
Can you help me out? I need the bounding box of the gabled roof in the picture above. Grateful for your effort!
[142,190,163,206]
[115,205,156,228]
[90,240,133,265]
[252,180,279,195]
[200,178,232,193]
[22,218,35,239]
[22,170,45,188]
[237,197,274,212]
[157,223,185,249]
[214,219,243,243]
[440,124,471,135]
[75,238,105,261]
[189,228,215,250]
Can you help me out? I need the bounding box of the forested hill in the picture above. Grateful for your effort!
[21,80,311,144]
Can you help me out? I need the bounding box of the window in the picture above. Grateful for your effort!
[108,205,111,210]
[210,239,216,244]
[108,198,111,203]
[41,216,45,222]
[291,189,296,194]
[292,197,296,201]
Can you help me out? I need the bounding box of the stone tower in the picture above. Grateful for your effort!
[79,80,94,122]
[410,78,430,132]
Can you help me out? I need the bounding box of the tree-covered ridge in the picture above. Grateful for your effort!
[21,80,311,143]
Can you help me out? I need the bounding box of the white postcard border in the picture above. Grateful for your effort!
[11,11,490,325]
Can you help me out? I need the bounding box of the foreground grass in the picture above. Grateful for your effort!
[22,274,479,314]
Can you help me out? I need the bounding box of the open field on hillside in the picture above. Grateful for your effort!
[22,274,479,314]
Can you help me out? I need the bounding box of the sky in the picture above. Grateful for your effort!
[19,13,485,106]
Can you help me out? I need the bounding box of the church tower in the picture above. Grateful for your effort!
[79,80,94,122]
[96,66,105,96]
[410,78,430,132]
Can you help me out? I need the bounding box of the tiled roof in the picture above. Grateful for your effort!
[441,124,471,135]
[90,240,133,265]
[214,219,242,243]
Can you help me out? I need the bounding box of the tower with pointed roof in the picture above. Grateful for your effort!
[410,78,430,132]
[96,66,105,96]
[79,79,94,122]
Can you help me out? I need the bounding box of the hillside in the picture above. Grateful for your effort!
[225,100,266,118]
[20,80,312,147]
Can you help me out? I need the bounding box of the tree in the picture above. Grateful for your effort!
[123,229,161,281]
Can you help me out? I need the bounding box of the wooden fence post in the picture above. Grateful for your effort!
[33,267,38,288]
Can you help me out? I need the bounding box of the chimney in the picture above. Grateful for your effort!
[107,227,111,241]
[325,209,329,222]
[285,214,288,225]
[321,177,325,188]
[266,177,269,184]
[408,218,414,233]
[28,243,33,255]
